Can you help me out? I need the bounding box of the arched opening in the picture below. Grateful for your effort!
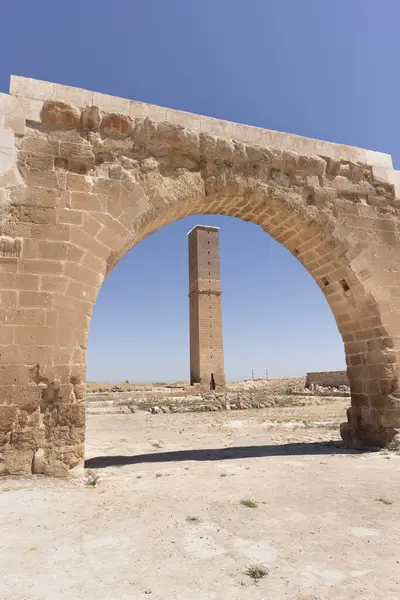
[34,150,400,474]
[87,214,346,386]
[78,161,388,448]
[85,211,352,473]
[75,161,397,461]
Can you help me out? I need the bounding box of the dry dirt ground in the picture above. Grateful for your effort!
[1,399,400,600]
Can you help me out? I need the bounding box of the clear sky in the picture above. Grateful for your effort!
[1,0,399,383]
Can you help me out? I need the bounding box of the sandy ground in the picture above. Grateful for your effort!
[1,399,400,600]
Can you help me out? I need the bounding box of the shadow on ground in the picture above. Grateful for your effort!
[85,441,378,469]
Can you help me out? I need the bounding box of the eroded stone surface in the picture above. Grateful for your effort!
[0,76,400,475]
[41,100,81,129]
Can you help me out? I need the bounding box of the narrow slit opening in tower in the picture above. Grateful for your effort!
[340,279,350,293]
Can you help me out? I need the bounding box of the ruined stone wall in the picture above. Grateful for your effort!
[306,371,349,388]
[0,76,399,475]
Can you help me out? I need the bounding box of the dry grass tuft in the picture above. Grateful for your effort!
[245,564,268,581]
[186,516,200,523]
[375,497,393,506]
[240,498,258,508]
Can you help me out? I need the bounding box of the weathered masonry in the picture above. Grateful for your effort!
[188,225,225,389]
[305,370,349,389]
[0,75,400,475]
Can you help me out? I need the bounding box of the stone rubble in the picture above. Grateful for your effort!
[86,380,351,415]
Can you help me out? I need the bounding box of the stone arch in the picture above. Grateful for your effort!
[0,76,399,475]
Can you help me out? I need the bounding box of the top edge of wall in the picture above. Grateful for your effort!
[7,75,393,170]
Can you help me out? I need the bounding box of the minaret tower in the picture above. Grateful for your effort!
[188,225,225,389]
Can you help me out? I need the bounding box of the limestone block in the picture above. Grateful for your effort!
[0,93,12,117]
[54,84,94,108]
[231,122,258,144]
[129,101,167,122]
[200,115,233,138]
[0,167,24,188]
[372,167,400,199]
[57,404,85,427]
[280,134,366,165]
[10,75,54,100]
[0,124,15,149]
[0,148,17,175]
[372,166,400,186]
[4,115,25,136]
[2,449,34,475]
[166,108,201,131]
[0,93,43,122]
[10,76,95,111]
[93,91,130,115]
[251,128,282,148]
[15,98,43,122]
[366,149,393,169]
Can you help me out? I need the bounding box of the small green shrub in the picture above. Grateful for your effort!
[245,564,268,581]
[240,498,258,508]
[85,470,100,487]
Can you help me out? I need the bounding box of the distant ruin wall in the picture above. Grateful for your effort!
[305,370,349,388]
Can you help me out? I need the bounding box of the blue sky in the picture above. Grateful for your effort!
[1,0,399,382]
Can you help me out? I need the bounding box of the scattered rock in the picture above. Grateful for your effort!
[85,376,350,416]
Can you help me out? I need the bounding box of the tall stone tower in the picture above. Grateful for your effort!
[188,225,225,389]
